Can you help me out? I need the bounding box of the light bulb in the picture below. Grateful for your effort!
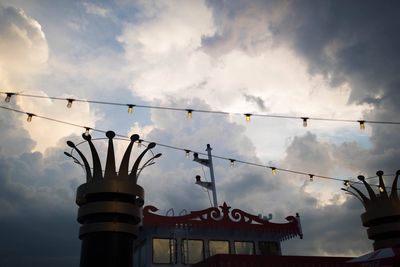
[244,113,251,122]
[309,174,314,182]
[271,167,277,175]
[84,127,90,136]
[26,113,33,122]
[67,99,74,108]
[127,105,134,114]
[5,93,14,103]
[358,120,365,130]
[344,180,350,187]
[379,186,384,193]
[186,109,193,119]
[137,139,142,148]
[230,159,235,167]
[184,150,190,159]
[302,117,308,127]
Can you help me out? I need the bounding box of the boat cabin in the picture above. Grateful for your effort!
[134,202,302,266]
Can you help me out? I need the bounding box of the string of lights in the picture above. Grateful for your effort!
[2,91,400,129]
[0,104,393,190]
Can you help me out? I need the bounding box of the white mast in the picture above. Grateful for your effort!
[193,144,218,207]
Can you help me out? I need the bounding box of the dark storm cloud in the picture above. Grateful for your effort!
[205,0,400,121]
[243,92,268,111]
[0,106,83,266]
[283,196,371,256]
[204,0,400,255]
[271,0,400,173]
[273,1,400,104]
[284,133,333,173]
[277,133,372,255]
[203,0,279,56]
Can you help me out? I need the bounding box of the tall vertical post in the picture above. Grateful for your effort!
[206,144,218,208]
[66,131,161,267]
[193,144,218,207]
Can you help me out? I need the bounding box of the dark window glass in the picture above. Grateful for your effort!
[209,240,229,256]
[182,239,204,264]
[152,238,176,264]
[259,241,279,256]
[234,241,254,255]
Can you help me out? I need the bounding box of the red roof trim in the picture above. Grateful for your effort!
[143,202,302,240]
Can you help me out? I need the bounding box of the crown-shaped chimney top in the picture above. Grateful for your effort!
[342,170,400,250]
[342,170,400,209]
[65,131,161,183]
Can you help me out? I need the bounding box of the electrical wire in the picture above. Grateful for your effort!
[0,104,396,189]
[2,91,400,126]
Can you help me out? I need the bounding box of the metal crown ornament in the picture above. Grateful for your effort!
[342,170,400,250]
[65,131,161,267]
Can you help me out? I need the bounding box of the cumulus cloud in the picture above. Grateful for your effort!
[119,0,372,166]
[0,5,48,67]
[14,92,100,153]
[1,1,399,265]
[82,2,110,17]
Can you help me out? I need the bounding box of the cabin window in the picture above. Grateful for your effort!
[258,241,279,256]
[209,240,230,256]
[152,238,176,264]
[134,241,146,267]
[234,241,255,255]
[182,239,204,264]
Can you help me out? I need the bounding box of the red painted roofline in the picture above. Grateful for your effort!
[143,202,302,240]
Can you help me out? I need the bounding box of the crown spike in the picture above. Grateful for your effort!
[104,131,117,179]
[129,142,156,182]
[118,134,139,179]
[349,184,371,206]
[358,175,377,201]
[67,141,92,181]
[341,188,367,208]
[136,153,162,180]
[376,170,389,199]
[390,170,400,200]
[82,134,103,179]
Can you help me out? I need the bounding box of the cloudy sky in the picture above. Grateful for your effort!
[1,0,399,266]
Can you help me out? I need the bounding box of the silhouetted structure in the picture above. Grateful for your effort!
[66,131,161,267]
[342,170,400,250]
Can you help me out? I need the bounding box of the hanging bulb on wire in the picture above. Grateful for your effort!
[309,174,314,182]
[302,117,309,127]
[186,109,193,120]
[379,186,384,193]
[229,159,235,167]
[67,99,74,108]
[84,127,90,136]
[5,93,14,103]
[271,167,277,175]
[244,113,252,122]
[26,113,34,122]
[137,139,142,148]
[127,104,134,114]
[184,149,191,159]
[358,120,365,130]
[344,180,350,187]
